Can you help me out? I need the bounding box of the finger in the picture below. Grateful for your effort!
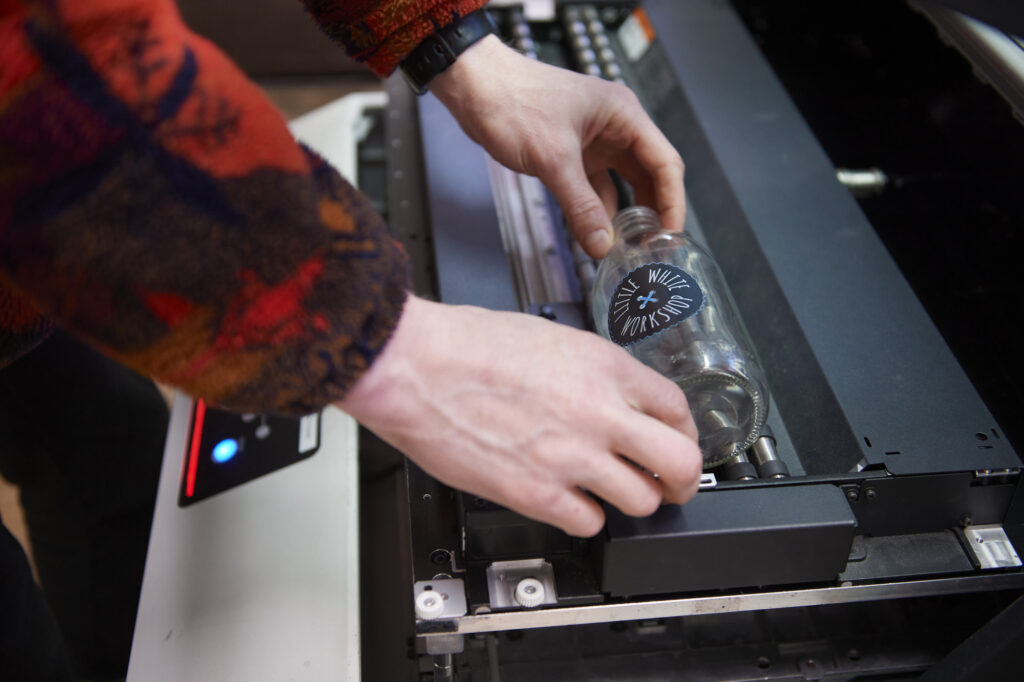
[587,169,619,221]
[616,360,699,442]
[616,159,657,218]
[540,160,614,259]
[615,152,685,234]
[576,450,664,518]
[628,127,686,232]
[607,117,686,232]
[611,412,703,505]
[510,483,607,537]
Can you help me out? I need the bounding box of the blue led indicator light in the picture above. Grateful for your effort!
[212,438,239,463]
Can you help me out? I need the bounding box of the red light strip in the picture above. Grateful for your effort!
[185,399,206,497]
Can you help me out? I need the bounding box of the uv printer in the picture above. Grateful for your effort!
[131,2,1024,680]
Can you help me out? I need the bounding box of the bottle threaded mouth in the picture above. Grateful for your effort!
[612,205,661,239]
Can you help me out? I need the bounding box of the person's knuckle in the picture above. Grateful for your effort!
[600,346,638,385]
[622,483,662,517]
[519,480,564,511]
[584,330,617,359]
[656,449,684,484]
[536,141,573,171]
[491,473,530,509]
[607,80,639,105]
[639,488,664,517]
[572,508,606,537]
[679,445,703,485]
[641,368,683,404]
[669,398,694,432]
[669,151,685,175]
[564,194,604,226]
[669,445,704,503]
[657,374,687,404]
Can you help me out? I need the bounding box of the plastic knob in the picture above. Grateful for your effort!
[514,578,545,608]
[415,590,445,620]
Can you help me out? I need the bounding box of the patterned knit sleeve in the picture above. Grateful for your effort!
[301,0,489,76]
[0,0,409,415]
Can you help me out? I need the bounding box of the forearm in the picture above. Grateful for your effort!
[0,0,409,414]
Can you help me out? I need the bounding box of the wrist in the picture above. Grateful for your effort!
[400,9,498,95]
[336,295,433,423]
[432,32,506,86]
[432,34,514,116]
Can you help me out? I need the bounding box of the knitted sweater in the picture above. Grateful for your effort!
[0,0,485,415]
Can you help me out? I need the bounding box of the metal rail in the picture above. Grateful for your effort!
[418,572,1024,637]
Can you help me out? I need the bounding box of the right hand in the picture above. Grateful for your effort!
[337,296,702,537]
[432,35,686,261]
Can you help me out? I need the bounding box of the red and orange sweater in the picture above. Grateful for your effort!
[0,0,485,414]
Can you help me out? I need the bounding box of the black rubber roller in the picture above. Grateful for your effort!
[721,457,758,481]
[755,459,790,479]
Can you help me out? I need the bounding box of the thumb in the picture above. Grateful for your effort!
[542,162,615,259]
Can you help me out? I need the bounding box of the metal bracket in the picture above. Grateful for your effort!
[485,559,558,609]
[973,468,1021,479]
[964,525,1023,569]
[414,578,468,621]
[699,472,718,490]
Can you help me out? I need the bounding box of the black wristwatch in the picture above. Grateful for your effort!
[400,10,498,95]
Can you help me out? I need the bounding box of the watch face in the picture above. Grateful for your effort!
[608,262,705,346]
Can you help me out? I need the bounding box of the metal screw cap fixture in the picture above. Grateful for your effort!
[514,578,545,608]
[415,590,445,620]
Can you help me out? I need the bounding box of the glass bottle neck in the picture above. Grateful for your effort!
[613,206,664,240]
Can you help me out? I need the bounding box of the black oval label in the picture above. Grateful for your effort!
[608,263,704,346]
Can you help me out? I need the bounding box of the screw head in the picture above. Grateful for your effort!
[514,578,545,608]
[415,589,446,620]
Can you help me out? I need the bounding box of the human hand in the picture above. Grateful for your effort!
[431,34,686,259]
[337,296,702,537]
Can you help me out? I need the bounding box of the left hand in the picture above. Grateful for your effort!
[337,296,702,537]
[432,35,686,259]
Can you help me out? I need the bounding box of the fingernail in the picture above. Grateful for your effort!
[583,229,612,256]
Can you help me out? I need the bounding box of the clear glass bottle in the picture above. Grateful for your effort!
[592,206,769,469]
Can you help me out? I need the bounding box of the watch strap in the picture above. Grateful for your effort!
[400,10,498,95]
